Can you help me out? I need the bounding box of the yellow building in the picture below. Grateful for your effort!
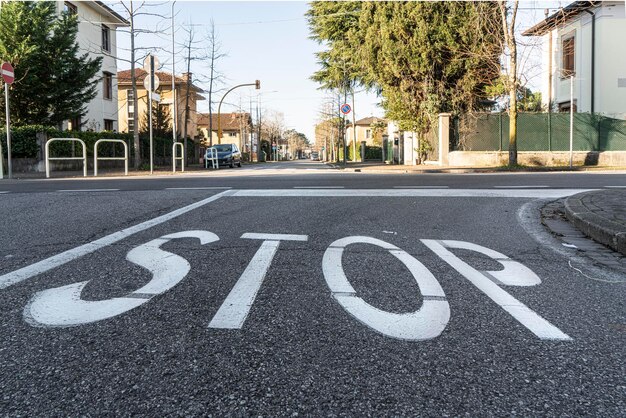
[345,117,387,147]
[117,69,205,139]
[197,112,253,152]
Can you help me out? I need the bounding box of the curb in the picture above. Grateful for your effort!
[564,191,626,256]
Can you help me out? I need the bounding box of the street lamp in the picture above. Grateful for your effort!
[217,80,260,144]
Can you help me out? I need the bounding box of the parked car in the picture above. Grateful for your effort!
[311,151,320,161]
[206,143,242,168]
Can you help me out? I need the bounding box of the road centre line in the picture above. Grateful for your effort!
[232,189,595,199]
[165,187,232,190]
[393,186,449,189]
[58,189,120,192]
[293,186,345,189]
[493,185,549,189]
[0,190,233,290]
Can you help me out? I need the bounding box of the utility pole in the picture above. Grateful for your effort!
[171,1,177,145]
[129,0,140,169]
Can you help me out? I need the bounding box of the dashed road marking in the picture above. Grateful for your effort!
[393,186,449,189]
[58,189,120,192]
[0,191,9,194]
[604,186,626,188]
[165,187,232,190]
[294,186,345,189]
[493,185,549,189]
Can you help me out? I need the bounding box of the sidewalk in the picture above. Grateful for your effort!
[327,161,626,174]
[564,190,626,256]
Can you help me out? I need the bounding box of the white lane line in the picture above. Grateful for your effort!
[241,233,309,241]
[493,185,549,189]
[165,187,232,190]
[393,186,449,189]
[233,189,595,199]
[604,186,626,188]
[58,189,120,192]
[0,190,233,290]
[293,186,345,189]
[0,191,9,194]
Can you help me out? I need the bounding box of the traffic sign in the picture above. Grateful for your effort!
[340,103,351,115]
[143,55,159,72]
[2,62,14,84]
[143,74,160,91]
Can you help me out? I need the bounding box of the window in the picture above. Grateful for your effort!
[68,116,81,131]
[126,89,135,115]
[101,25,111,52]
[561,36,575,77]
[365,129,372,139]
[229,132,237,137]
[558,101,577,113]
[104,119,114,131]
[64,2,77,15]
[103,72,113,100]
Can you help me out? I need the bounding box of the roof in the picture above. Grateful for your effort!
[351,117,386,127]
[522,1,599,36]
[117,69,205,93]
[92,1,129,26]
[197,113,252,131]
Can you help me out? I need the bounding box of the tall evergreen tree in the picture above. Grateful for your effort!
[0,1,101,127]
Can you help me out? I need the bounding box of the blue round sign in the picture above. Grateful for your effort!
[340,104,351,115]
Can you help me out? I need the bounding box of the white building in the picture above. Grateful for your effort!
[56,1,129,131]
[523,1,626,118]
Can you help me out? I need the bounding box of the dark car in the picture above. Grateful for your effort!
[207,143,242,168]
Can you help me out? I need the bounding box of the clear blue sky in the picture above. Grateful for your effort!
[112,1,566,144]
[113,1,383,144]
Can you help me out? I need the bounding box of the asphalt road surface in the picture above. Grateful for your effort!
[1,161,624,416]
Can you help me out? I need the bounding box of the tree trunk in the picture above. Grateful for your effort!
[508,34,518,166]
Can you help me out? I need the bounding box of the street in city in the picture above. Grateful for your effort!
[0,161,624,415]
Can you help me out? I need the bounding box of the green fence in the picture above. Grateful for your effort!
[454,113,626,152]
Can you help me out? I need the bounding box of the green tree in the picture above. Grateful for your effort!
[0,1,101,127]
[308,1,503,136]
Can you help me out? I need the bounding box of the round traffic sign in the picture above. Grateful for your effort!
[340,103,351,115]
[2,62,15,84]
[143,74,160,91]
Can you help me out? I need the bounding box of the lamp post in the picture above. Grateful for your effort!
[217,80,260,144]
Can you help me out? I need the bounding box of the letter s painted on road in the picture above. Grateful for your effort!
[24,231,218,327]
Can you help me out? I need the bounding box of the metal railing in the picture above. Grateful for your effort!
[45,138,87,178]
[205,147,218,169]
[173,142,184,173]
[94,139,128,177]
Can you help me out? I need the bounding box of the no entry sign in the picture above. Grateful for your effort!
[2,62,14,84]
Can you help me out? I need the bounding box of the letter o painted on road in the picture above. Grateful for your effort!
[322,236,450,340]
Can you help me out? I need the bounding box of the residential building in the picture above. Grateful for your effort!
[523,1,626,118]
[345,116,387,146]
[117,70,205,139]
[56,1,129,131]
[197,113,253,152]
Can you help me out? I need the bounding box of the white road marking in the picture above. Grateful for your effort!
[58,189,120,192]
[0,191,9,194]
[208,233,309,329]
[493,185,549,188]
[604,186,626,188]
[421,239,571,340]
[0,190,232,290]
[393,186,449,189]
[233,189,594,198]
[293,186,345,189]
[24,231,218,327]
[323,236,450,341]
[165,187,232,190]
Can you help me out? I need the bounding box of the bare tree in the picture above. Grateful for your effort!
[203,20,226,147]
[498,0,519,166]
